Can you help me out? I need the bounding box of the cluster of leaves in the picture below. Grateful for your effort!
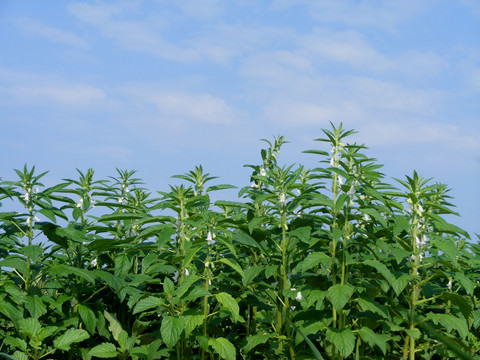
[1,123,479,360]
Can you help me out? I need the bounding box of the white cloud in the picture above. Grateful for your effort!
[0,67,106,106]
[68,2,200,62]
[13,17,89,48]
[272,0,429,31]
[118,86,239,124]
[170,0,225,19]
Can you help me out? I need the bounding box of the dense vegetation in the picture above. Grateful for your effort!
[0,124,479,360]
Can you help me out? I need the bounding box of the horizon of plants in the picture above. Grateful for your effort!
[1,123,479,360]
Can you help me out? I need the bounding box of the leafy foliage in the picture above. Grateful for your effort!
[0,124,478,359]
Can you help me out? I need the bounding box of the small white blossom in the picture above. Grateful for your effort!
[172,271,179,283]
[125,187,130,193]
[21,192,30,202]
[70,297,77,308]
[251,182,259,189]
[118,197,124,203]
[260,168,267,176]
[415,235,428,249]
[33,187,39,194]
[206,231,214,245]
[296,189,301,195]
[91,199,96,208]
[329,157,335,167]
[295,291,302,300]
[76,198,83,208]
[279,193,286,206]
[347,185,355,198]
[91,258,97,267]
[338,177,344,186]
[184,269,190,277]
[363,214,370,221]
[26,216,40,226]
[447,279,453,291]
[290,306,296,311]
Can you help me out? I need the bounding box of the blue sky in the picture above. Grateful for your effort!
[1,1,479,238]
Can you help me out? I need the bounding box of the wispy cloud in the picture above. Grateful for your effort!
[13,16,89,48]
[0,67,106,106]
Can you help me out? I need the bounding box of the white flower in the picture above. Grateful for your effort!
[33,187,39,194]
[260,168,267,176]
[295,291,302,300]
[21,192,29,202]
[279,193,286,206]
[91,199,96,208]
[125,187,130,193]
[172,271,179,283]
[417,204,424,214]
[76,198,83,208]
[206,231,214,245]
[70,297,77,308]
[296,189,301,195]
[363,214,370,221]
[329,157,335,167]
[347,185,355,198]
[290,306,296,311]
[184,269,190,277]
[338,177,344,186]
[251,182,259,189]
[118,197,124,203]
[415,235,428,249]
[447,279,453,291]
[26,216,40,226]
[91,258,97,267]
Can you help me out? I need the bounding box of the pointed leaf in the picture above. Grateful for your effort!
[326,328,356,358]
[160,316,184,348]
[216,292,244,323]
[88,342,117,358]
[327,284,355,313]
[53,328,90,351]
[208,337,236,360]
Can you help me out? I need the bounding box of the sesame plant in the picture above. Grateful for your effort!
[0,123,479,360]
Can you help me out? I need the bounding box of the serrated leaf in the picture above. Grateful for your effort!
[184,313,203,337]
[327,284,355,313]
[20,245,43,262]
[19,318,41,338]
[358,327,388,354]
[88,342,117,358]
[25,295,47,319]
[49,264,95,284]
[53,328,90,351]
[298,252,331,272]
[209,337,236,360]
[326,328,355,358]
[219,258,245,278]
[358,296,390,319]
[4,336,27,351]
[79,304,97,335]
[104,311,123,341]
[161,316,184,348]
[174,273,200,298]
[216,292,244,323]
[288,226,312,244]
[392,274,411,296]
[426,313,469,339]
[133,296,164,315]
[242,265,264,287]
[244,333,272,353]
[362,260,394,284]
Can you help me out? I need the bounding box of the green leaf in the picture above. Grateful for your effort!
[440,293,473,324]
[103,311,123,342]
[326,328,356,358]
[219,258,245,278]
[362,260,394,284]
[19,318,41,340]
[88,342,117,358]
[53,328,90,351]
[288,226,311,244]
[232,230,263,251]
[181,286,210,301]
[297,252,331,272]
[133,296,164,315]
[184,313,204,337]
[208,337,236,360]
[49,264,96,284]
[327,284,355,313]
[426,313,469,339]
[357,296,390,319]
[175,273,200,298]
[164,276,175,297]
[242,265,264,287]
[4,337,27,351]
[79,304,97,335]
[392,274,411,296]
[25,295,47,319]
[357,327,388,354]
[161,316,184,348]
[359,208,387,227]
[216,292,244,323]
[453,272,475,296]
[244,333,272,353]
[114,253,132,277]
[20,245,43,262]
